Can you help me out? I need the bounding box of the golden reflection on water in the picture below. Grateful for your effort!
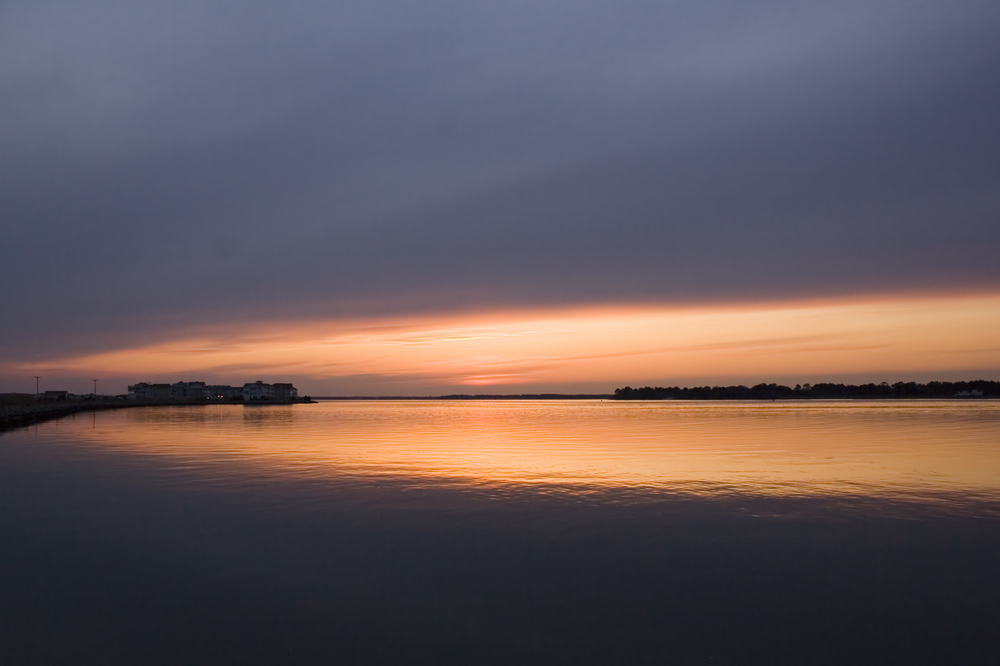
[36,400,1000,500]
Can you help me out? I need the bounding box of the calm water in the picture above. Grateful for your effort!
[2,400,999,664]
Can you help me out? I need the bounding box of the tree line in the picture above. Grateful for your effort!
[612,380,1000,400]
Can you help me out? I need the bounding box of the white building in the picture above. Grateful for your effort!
[243,380,275,401]
[243,381,298,401]
[205,385,242,401]
[272,383,299,400]
[128,383,172,400]
[171,381,206,400]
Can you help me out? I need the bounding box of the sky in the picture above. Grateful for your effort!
[3,0,999,395]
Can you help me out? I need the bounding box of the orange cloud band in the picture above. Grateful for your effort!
[16,291,1000,391]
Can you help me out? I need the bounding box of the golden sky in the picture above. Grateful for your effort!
[16,290,1000,394]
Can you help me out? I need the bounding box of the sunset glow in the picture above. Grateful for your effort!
[18,291,1000,394]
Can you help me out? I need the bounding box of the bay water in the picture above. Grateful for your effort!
[2,400,998,664]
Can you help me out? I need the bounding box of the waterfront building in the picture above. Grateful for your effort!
[205,385,243,401]
[242,381,299,401]
[127,380,299,402]
[243,381,275,401]
[128,383,172,400]
[272,383,299,400]
[171,381,206,400]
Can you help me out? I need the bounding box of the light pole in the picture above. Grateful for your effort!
[34,376,40,395]
[92,379,98,398]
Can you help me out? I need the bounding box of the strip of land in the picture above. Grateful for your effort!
[0,395,315,432]
[612,381,999,400]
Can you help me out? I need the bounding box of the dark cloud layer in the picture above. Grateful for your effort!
[3,0,1000,360]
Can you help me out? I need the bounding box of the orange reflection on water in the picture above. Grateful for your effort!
[37,400,1000,501]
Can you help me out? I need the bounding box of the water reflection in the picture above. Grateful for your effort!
[5,400,1000,664]
[22,400,1000,503]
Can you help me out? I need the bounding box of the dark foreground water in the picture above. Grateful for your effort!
[2,401,999,664]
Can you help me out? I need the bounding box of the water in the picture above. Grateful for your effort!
[2,400,999,664]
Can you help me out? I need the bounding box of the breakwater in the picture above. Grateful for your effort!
[0,400,132,432]
[0,399,315,432]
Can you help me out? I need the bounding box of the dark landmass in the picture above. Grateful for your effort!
[0,394,316,433]
[613,380,1000,400]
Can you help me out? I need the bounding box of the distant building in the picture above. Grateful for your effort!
[39,390,69,401]
[243,381,299,402]
[128,380,299,402]
[272,383,299,400]
[128,383,172,400]
[243,381,274,401]
[171,381,206,400]
[205,385,242,401]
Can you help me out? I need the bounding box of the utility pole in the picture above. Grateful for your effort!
[92,379,98,397]
[34,376,40,395]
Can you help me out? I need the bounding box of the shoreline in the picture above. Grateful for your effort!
[4,395,996,433]
[0,399,316,433]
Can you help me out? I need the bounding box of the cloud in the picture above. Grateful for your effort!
[9,292,1000,394]
[2,0,999,375]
